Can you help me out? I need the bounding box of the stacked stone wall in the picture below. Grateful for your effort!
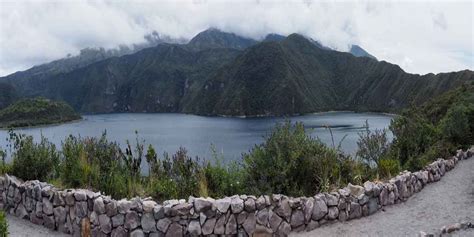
[0,147,472,236]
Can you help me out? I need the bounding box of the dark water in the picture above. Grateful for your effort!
[0,112,394,167]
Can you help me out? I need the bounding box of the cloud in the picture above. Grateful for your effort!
[0,0,472,76]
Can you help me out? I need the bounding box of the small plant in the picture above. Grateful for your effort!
[0,210,8,237]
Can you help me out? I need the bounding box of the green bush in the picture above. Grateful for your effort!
[439,105,470,145]
[243,121,343,196]
[0,211,7,237]
[356,121,390,168]
[202,149,245,197]
[378,158,400,179]
[8,131,59,181]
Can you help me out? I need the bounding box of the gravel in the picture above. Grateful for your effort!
[6,215,69,237]
[292,157,474,237]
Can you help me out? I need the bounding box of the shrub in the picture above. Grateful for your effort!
[202,148,245,197]
[0,211,7,237]
[356,121,390,168]
[378,158,400,179]
[8,131,59,181]
[439,105,470,146]
[243,121,342,196]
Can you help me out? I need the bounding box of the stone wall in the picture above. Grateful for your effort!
[0,147,472,237]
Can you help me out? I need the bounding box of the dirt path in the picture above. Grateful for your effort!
[6,215,69,237]
[293,157,474,237]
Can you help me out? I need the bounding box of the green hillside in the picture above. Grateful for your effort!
[0,98,81,128]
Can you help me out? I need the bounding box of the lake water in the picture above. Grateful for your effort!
[0,112,394,168]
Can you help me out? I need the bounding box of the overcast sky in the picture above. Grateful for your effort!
[0,0,472,76]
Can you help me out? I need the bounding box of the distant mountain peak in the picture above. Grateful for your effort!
[349,44,377,60]
[187,28,258,51]
[263,33,286,42]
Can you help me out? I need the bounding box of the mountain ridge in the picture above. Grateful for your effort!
[1,31,472,116]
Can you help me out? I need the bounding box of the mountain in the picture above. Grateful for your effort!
[0,82,17,110]
[186,28,258,51]
[184,34,472,115]
[263,34,286,42]
[349,45,377,60]
[1,31,185,98]
[1,32,472,116]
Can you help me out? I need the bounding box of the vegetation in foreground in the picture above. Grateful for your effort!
[0,97,81,128]
[0,83,472,201]
[0,210,7,237]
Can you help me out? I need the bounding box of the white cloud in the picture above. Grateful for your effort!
[0,0,472,76]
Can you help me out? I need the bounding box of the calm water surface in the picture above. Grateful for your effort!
[0,112,394,168]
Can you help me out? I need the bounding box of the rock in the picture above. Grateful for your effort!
[348,183,365,196]
[153,205,164,220]
[254,224,273,236]
[215,197,231,213]
[94,197,106,214]
[244,198,256,212]
[194,197,213,213]
[117,199,132,214]
[290,210,305,228]
[142,200,157,213]
[124,211,140,230]
[349,202,361,219]
[65,192,75,206]
[99,214,112,234]
[42,197,54,215]
[276,221,291,236]
[130,229,145,237]
[255,196,267,210]
[379,188,388,206]
[446,223,461,233]
[74,190,87,201]
[202,218,216,235]
[269,211,283,233]
[311,196,327,220]
[214,214,226,234]
[367,198,378,215]
[362,205,369,216]
[306,220,320,231]
[111,226,128,237]
[225,214,237,235]
[338,210,347,222]
[53,192,65,206]
[75,201,88,218]
[111,214,124,227]
[243,213,257,235]
[388,191,395,205]
[166,223,183,237]
[231,197,244,214]
[141,212,157,233]
[257,209,269,226]
[15,204,28,219]
[188,220,201,236]
[327,207,339,220]
[237,212,247,225]
[358,194,369,205]
[364,181,376,196]
[53,206,67,227]
[106,201,118,217]
[274,198,292,221]
[157,218,172,233]
[43,214,55,229]
[303,197,314,222]
[325,194,338,206]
